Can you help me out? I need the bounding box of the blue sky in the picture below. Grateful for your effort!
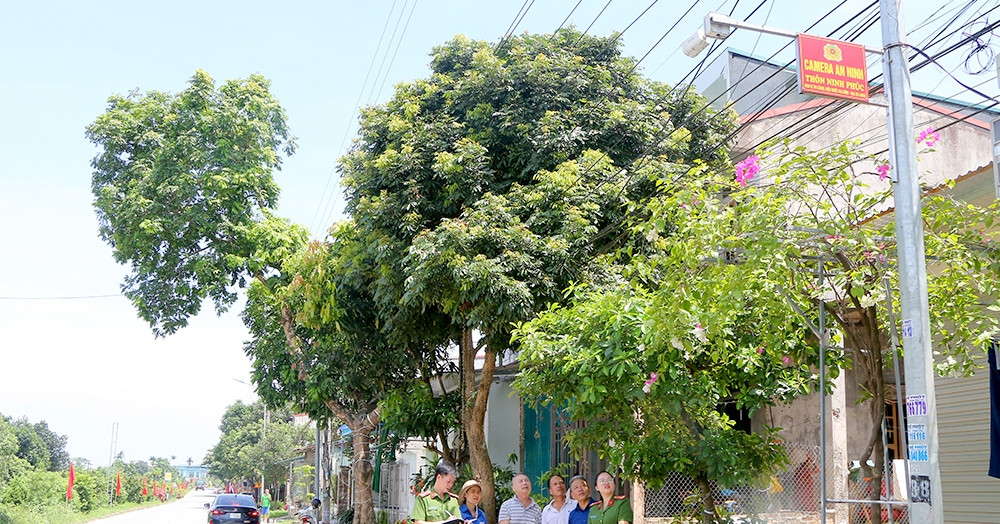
[0,0,992,467]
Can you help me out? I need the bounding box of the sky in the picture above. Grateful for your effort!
[1,0,994,468]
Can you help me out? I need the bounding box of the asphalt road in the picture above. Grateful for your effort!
[89,489,220,524]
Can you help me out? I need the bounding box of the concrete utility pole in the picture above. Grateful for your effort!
[879,0,944,520]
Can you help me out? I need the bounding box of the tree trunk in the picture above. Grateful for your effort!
[695,474,716,524]
[347,411,379,524]
[461,327,497,522]
[277,299,381,524]
[631,479,645,524]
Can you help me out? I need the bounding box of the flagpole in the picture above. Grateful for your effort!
[107,422,118,505]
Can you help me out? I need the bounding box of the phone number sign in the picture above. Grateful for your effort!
[796,33,869,103]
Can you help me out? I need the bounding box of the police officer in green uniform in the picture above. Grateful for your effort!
[412,460,462,524]
[587,471,632,524]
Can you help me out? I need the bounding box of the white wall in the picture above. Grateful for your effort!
[486,378,522,469]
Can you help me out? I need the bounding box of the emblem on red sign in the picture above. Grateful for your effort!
[796,33,869,103]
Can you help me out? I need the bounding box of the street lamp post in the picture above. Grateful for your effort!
[233,378,267,501]
[682,3,943,522]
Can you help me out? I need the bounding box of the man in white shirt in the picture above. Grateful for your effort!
[499,473,542,524]
[541,475,576,524]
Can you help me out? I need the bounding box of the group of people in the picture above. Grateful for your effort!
[411,461,633,524]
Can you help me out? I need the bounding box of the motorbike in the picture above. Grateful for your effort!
[296,498,321,524]
[295,506,315,524]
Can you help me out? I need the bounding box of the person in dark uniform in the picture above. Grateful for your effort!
[567,476,595,524]
[587,472,632,524]
[412,461,462,524]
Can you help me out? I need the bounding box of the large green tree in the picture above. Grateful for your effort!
[242,221,432,524]
[338,29,733,518]
[87,69,299,336]
[87,70,409,524]
[28,421,69,472]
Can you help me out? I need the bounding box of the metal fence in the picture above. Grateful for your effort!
[643,444,909,523]
[376,460,412,524]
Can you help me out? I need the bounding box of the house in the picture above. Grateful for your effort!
[697,47,1000,523]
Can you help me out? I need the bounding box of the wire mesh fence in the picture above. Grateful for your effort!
[643,444,909,523]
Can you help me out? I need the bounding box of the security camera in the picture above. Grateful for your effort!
[682,28,710,58]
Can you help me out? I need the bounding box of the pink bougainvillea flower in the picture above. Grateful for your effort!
[642,373,658,394]
[756,347,764,354]
[782,355,791,364]
[916,127,940,147]
[735,154,760,186]
[876,163,890,181]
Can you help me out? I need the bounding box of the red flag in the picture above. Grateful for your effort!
[115,471,122,497]
[66,463,75,501]
[142,477,148,496]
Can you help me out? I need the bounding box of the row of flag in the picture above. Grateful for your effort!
[65,462,186,501]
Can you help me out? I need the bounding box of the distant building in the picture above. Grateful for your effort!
[177,464,210,480]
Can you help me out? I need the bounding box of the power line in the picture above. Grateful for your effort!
[759,1,994,150]
[373,0,421,116]
[365,0,414,106]
[310,1,405,236]
[776,3,1000,153]
[497,0,536,50]
[553,0,585,36]
[576,0,615,45]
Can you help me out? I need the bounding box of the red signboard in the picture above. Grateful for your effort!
[796,34,869,103]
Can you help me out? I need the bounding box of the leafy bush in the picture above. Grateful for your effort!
[0,470,65,506]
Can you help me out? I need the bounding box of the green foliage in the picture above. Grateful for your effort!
[87,69,304,336]
[379,379,461,453]
[20,421,68,473]
[72,470,101,512]
[0,470,65,507]
[242,222,425,426]
[517,135,1000,522]
[0,419,30,490]
[205,400,311,486]
[492,455,518,512]
[292,464,315,503]
[341,28,735,340]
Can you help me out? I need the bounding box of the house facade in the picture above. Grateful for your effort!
[700,47,1000,522]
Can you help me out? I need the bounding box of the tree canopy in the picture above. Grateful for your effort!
[337,28,735,519]
[86,69,301,336]
[205,400,310,485]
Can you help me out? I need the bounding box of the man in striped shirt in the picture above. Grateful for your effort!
[499,473,541,524]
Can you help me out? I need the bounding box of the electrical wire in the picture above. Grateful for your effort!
[552,0,585,36]
[364,0,414,106]
[373,0,420,102]
[497,0,536,51]
[773,1,998,150]
[572,1,897,253]
[576,0,615,45]
[317,1,424,231]
[310,1,404,236]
